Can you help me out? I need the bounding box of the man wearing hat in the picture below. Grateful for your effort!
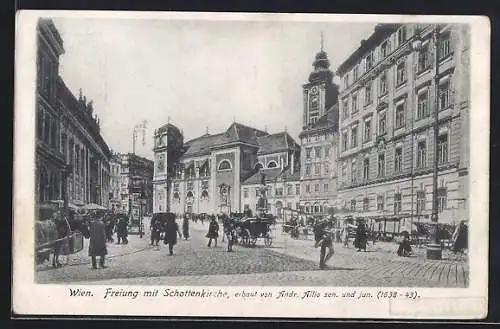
[313,218,335,270]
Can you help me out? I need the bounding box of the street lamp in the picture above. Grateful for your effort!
[412,24,442,260]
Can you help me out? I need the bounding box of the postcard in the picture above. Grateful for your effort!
[12,11,489,319]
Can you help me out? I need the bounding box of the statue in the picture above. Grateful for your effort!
[257,172,269,216]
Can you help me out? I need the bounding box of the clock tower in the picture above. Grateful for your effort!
[152,122,183,213]
[302,35,339,128]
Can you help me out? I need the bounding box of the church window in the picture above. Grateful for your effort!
[218,160,232,171]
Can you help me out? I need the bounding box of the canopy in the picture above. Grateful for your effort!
[81,203,107,211]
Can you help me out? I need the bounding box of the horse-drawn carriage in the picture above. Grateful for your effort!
[230,213,275,247]
[35,202,89,266]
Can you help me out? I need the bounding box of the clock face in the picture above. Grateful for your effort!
[310,86,319,95]
[157,155,165,171]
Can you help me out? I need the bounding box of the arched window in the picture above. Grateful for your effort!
[218,160,232,171]
[186,191,194,199]
[313,203,320,213]
[305,203,311,213]
[173,192,180,202]
[38,166,49,202]
[267,161,278,168]
[201,190,209,200]
[254,162,263,171]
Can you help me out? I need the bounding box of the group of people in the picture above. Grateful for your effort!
[148,213,238,255]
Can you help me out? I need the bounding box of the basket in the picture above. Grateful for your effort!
[58,231,84,255]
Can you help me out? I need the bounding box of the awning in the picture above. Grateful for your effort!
[81,203,107,211]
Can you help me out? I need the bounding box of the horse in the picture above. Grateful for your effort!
[36,210,90,267]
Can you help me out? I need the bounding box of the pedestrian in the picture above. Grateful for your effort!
[207,215,219,248]
[182,215,190,240]
[89,215,108,269]
[52,210,70,268]
[116,215,129,244]
[313,218,335,270]
[104,215,115,243]
[150,215,161,246]
[354,220,368,252]
[397,231,412,257]
[221,213,235,252]
[163,214,182,256]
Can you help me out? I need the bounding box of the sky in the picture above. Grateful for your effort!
[52,17,376,160]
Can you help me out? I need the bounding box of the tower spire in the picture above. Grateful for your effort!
[320,31,324,52]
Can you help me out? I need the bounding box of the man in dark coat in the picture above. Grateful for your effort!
[182,216,190,240]
[116,215,129,244]
[354,221,368,252]
[89,216,108,269]
[163,215,182,256]
[313,219,335,270]
[207,216,219,248]
[397,231,412,257]
[221,213,235,252]
[150,215,162,246]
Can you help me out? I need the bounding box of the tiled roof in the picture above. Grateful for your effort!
[226,122,268,146]
[257,132,299,155]
[242,166,300,185]
[180,122,300,160]
[181,133,227,158]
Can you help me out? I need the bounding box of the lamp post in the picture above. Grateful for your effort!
[412,24,443,260]
[427,25,443,260]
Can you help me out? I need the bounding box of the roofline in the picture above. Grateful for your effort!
[336,23,401,76]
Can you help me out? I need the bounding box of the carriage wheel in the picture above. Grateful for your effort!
[264,235,272,247]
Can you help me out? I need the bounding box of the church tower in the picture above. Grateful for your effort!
[302,34,339,128]
[152,121,183,213]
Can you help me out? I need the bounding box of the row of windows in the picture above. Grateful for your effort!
[243,184,301,198]
[342,26,451,90]
[302,132,334,144]
[340,133,449,185]
[305,145,331,160]
[345,188,447,214]
[36,107,60,151]
[304,183,329,194]
[343,26,408,89]
[341,82,451,153]
[173,159,284,179]
[305,163,330,177]
[37,50,57,103]
[341,72,451,125]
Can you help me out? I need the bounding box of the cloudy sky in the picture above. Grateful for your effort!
[52,16,376,160]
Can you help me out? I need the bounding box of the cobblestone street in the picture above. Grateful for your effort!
[36,222,468,287]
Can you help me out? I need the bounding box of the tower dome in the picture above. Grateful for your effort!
[308,33,334,83]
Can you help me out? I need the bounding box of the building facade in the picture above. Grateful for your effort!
[298,46,340,215]
[118,153,154,216]
[36,18,111,209]
[108,154,122,211]
[335,23,470,224]
[152,122,301,216]
[240,132,301,218]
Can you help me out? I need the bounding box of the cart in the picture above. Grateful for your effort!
[35,202,85,265]
[233,215,274,247]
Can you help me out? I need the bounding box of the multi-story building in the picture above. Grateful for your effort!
[335,23,470,224]
[298,44,340,215]
[240,132,301,218]
[153,122,301,216]
[36,18,111,209]
[118,153,154,216]
[108,154,122,211]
